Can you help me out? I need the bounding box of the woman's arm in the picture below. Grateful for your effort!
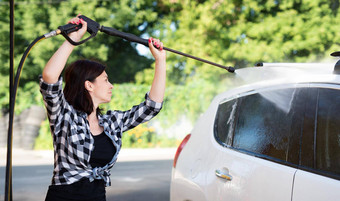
[148,38,166,103]
[42,16,87,84]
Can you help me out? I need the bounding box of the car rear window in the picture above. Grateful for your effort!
[214,98,238,146]
[233,88,298,162]
[215,87,304,164]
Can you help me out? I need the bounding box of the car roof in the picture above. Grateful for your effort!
[215,61,340,103]
[238,62,338,81]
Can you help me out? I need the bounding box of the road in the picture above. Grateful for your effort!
[0,148,175,201]
[108,160,173,201]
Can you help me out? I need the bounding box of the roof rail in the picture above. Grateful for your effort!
[254,52,340,75]
[255,62,334,68]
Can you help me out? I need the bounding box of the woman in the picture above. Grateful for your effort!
[40,15,166,201]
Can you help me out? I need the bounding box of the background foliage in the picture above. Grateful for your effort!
[1,0,340,149]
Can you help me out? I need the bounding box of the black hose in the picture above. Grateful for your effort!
[13,36,45,96]
[4,35,45,201]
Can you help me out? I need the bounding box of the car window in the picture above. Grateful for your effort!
[232,88,299,162]
[316,88,340,175]
[214,99,238,146]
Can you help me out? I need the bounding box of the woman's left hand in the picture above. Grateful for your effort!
[148,37,166,103]
[148,37,166,62]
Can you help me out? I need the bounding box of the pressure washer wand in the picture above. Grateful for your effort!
[47,15,235,72]
[99,26,235,73]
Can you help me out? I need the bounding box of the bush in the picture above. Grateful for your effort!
[122,123,178,148]
[34,119,53,150]
[35,119,177,150]
[33,76,228,150]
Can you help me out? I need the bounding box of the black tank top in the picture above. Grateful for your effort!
[89,132,116,168]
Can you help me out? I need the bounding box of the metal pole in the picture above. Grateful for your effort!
[5,0,14,200]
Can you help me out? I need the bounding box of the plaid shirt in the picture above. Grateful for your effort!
[39,76,162,187]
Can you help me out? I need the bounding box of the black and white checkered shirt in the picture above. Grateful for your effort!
[39,76,163,187]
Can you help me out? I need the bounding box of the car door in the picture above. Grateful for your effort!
[207,86,306,201]
[292,85,340,201]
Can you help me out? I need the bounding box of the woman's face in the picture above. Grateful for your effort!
[90,71,113,104]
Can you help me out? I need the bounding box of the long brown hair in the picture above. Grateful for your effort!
[64,59,106,115]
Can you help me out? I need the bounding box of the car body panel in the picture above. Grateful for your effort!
[171,64,340,201]
[205,144,297,201]
[292,170,340,201]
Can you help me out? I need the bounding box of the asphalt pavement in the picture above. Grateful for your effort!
[0,147,177,166]
[0,147,177,201]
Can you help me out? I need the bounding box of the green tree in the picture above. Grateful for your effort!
[2,0,340,145]
[153,0,340,85]
[0,0,168,84]
[0,0,170,111]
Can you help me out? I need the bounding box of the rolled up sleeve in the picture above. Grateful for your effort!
[144,92,163,112]
[39,76,65,130]
[107,92,163,133]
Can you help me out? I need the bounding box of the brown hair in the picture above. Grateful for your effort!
[64,59,106,115]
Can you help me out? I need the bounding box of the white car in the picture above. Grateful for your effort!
[170,60,340,201]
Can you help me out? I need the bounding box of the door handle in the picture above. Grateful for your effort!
[215,169,232,181]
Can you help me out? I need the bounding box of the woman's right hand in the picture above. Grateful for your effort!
[67,14,87,43]
[42,14,87,84]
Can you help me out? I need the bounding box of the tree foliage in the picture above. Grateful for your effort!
[156,0,340,84]
[1,0,340,132]
[0,0,163,85]
[0,0,166,112]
